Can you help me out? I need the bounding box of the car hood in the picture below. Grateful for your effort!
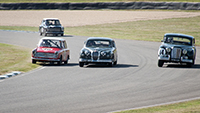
[36,47,61,53]
[161,43,192,49]
[84,47,113,52]
[48,25,63,28]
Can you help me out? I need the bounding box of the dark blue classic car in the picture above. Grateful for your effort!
[39,18,64,36]
[79,37,118,67]
[158,33,196,67]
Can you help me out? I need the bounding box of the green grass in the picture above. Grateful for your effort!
[0,43,38,75]
[0,26,38,32]
[1,16,200,45]
[65,16,200,45]
[0,0,200,3]
[116,99,200,113]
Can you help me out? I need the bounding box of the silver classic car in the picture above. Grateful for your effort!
[79,37,117,67]
[158,33,196,67]
[39,18,64,36]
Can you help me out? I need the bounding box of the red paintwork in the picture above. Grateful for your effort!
[32,38,70,64]
[36,47,61,53]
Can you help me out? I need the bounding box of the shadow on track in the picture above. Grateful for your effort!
[38,63,78,67]
[86,64,139,68]
[166,64,200,69]
[37,63,138,68]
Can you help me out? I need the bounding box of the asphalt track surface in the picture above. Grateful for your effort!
[0,30,200,113]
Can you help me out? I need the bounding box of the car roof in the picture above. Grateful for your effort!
[43,18,59,20]
[41,37,65,41]
[87,37,114,41]
[164,33,194,39]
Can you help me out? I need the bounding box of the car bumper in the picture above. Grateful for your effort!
[46,31,64,34]
[32,57,60,62]
[158,55,193,63]
[79,58,113,63]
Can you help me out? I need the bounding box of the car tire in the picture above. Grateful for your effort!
[187,59,194,67]
[79,62,84,67]
[61,33,63,36]
[57,56,62,65]
[114,60,117,65]
[108,61,114,67]
[32,59,36,64]
[158,60,164,67]
[64,56,69,64]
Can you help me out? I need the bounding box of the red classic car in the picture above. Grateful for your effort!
[32,37,70,65]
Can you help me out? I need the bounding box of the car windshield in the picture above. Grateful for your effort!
[46,20,60,26]
[164,36,192,46]
[86,40,112,48]
[39,39,61,48]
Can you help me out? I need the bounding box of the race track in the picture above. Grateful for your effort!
[0,30,200,113]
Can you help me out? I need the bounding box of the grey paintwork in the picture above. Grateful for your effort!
[39,18,64,36]
[79,37,117,67]
[158,33,196,67]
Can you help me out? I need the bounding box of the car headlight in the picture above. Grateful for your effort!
[166,47,171,53]
[54,51,59,58]
[32,49,37,56]
[182,49,187,55]
[84,49,91,56]
[101,51,106,56]
[158,48,166,55]
[32,50,36,55]
[61,27,64,31]
[80,49,91,57]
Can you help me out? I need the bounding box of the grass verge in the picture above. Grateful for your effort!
[116,99,200,113]
[0,43,38,75]
[2,15,198,45]
[66,16,200,45]
[1,0,200,3]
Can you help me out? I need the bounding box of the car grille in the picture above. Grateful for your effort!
[35,52,55,58]
[48,27,61,32]
[92,52,98,60]
[171,47,181,59]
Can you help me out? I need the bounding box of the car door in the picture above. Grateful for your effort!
[39,20,45,34]
[112,41,117,61]
[62,41,69,61]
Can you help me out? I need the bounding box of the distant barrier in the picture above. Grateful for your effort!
[0,2,200,10]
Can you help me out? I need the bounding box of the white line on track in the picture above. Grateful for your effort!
[0,66,45,82]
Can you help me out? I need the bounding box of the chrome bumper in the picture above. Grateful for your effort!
[79,58,113,63]
[158,55,193,63]
[158,55,170,61]
[181,57,193,63]
[46,31,64,34]
[32,57,60,62]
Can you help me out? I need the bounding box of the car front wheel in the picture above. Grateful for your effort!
[158,60,164,67]
[32,59,36,64]
[64,56,69,64]
[57,56,62,65]
[108,61,114,67]
[79,62,84,67]
[187,59,194,67]
[114,60,117,65]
